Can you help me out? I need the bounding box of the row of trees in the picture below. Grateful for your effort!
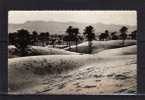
[64,26,136,53]
[9,25,137,56]
[99,27,136,41]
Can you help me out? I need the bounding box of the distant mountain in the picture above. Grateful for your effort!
[8,21,137,35]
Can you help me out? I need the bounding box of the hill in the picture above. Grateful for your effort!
[8,21,137,35]
[8,45,136,94]
[65,40,136,54]
[8,46,80,58]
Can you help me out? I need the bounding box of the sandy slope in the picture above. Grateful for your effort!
[8,44,136,94]
[8,46,80,58]
[65,40,136,53]
[8,55,94,92]
[97,45,136,56]
[30,46,80,55]
[8,45,18,58]
[8,40,136,58]
[35,55,136,95]
[46,45,68,49]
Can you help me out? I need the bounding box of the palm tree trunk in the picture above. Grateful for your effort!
[122,39,125,47]
[69,41,71,50]
[88,41,92,54]
[42,41,45,47]
[76,40,78,52]
[53,43,55,48]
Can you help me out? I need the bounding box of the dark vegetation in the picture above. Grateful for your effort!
[9,26,137,56]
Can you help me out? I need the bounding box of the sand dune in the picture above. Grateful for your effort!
[65,40,136,53]
[8,45,17,58]
[30,46,80,55]
[8,55,93,92]
[8,40,136,58]
[8,46,80,58]
[8,44,136,94]
[97,45,136,56]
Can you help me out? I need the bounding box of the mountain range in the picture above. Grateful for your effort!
[8,21,137,35]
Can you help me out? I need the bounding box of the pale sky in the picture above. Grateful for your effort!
[8,11,137,25]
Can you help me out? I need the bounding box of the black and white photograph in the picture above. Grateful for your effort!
[8,11,137,95]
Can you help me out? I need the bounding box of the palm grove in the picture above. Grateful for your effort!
[9,25,136,56]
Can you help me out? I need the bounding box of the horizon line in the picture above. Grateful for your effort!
[8,20,137,26]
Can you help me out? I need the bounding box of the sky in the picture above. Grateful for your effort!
[8,11,137,26]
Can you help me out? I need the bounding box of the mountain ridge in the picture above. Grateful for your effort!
[9,21,137,35]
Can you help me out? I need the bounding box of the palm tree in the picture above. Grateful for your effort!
[39,32,45,46]
[99,30,110,41]
[104,30,110,40]
[14,29,31,56]
[39,32,50,46]
[120,26,128,46]
[111,32,118,40]
[32,31,38,45]
[9,32,17,45]
[45,32,50,45]
[72,28,80,52]
[66,26,73,50]
[131,30,137,40]
[83,26,95,53]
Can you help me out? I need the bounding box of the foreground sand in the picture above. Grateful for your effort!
[8,44,136,95]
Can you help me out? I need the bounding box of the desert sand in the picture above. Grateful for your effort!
[8,40,136,95]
